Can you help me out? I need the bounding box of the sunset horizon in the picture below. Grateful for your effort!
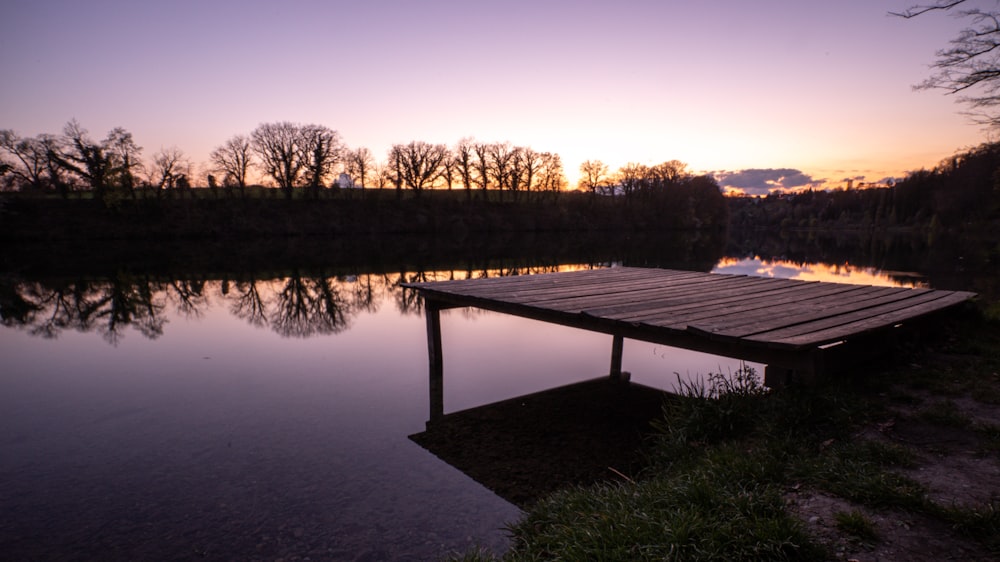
[2,1,990,195]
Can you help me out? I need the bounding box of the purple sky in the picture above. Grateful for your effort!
[0,0,986,192]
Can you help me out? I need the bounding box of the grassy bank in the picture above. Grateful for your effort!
[454,306,1000,561]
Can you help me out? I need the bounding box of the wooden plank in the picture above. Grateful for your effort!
[547,278,795,315]
[624,281,870,328]
[525,273,769,311]
[429,267,695,301]
[489,270,713,304]
[745,290,975,348]
[687,286,916,337]
[404,266,615,291]
[593,278,806,320]
[583,276,801,317]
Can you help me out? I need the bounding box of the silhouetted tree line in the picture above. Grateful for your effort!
[0,120,570,201]
[0,123,731,240]
[729,142,1000,231]
[570,158,728,229]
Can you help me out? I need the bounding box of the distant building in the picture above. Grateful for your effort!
[338,173,355,189]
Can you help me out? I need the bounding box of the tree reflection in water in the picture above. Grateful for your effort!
[270,274,351,337]
[0,264,574,344]
[229,277,268,327]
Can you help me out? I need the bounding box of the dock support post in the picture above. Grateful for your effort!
[425,300,444,421]
[609,334,629,381]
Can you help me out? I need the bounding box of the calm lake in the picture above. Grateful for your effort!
[0,231,986,561]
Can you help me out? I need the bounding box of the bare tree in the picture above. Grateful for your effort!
[516,146,544,196]
[537,152,567,194]
[579,159,609,194]
[440,155,457,190]
[104,127,143,195]
[53,120,116,201]
[371,162,390,190]
[453,137,476,199]
[486,142,516,200]
[649,160,688,184]
[616,162,648,200]
[39,134,72,196]
[0,130,49,192]
[298,124,344,196]
[150,146,191,193]
[210,134,253,194]
[344,147,375,189]
[388,141,449,195]
[472,142,492,192]
[251,122,303,198]
[894,1,1000,127]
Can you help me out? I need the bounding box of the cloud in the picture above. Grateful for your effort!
[714,168,824,195]
[838,175,900,188]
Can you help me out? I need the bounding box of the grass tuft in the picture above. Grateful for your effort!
[650,365,769,462]
[937,501,1000,553]
[919,399,973,428]
[834,509,880,543]
[502,470,823,561]
[798,440,928,511]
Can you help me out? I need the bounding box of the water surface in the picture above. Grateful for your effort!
[0,256,937,560]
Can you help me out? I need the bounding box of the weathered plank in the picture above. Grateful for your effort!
[685,286,916,338]
[622,281,871,328]
[446,269,703,302]
[583,276,801,317]
[526,274,768,311]
[745,290,976,347]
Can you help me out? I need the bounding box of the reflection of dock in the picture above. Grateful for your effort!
[404,267,976,387]
[409,377,667,508]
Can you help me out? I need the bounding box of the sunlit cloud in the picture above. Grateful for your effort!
[713,168,827,195]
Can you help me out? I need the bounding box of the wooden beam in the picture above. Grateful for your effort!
[425,299,444,421]
[609,334,628,380]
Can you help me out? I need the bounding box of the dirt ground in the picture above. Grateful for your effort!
[785,375,1000,561]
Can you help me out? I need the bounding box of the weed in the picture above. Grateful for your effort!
[834,509,880,543]
[919,400,973,428]
[939,501,1000,552]
[650,364,768,461]
[799,440,927,511]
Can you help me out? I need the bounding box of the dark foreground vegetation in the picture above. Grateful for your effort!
[454,306,1000,561]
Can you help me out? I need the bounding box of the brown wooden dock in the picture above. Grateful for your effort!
[403,266,976,398]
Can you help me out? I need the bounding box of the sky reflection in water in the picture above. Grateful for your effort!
[0,259,919,560]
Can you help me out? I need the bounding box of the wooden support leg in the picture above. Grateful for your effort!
[609,334,630,381]
[764,349,822,389]
[425,300,444,421]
